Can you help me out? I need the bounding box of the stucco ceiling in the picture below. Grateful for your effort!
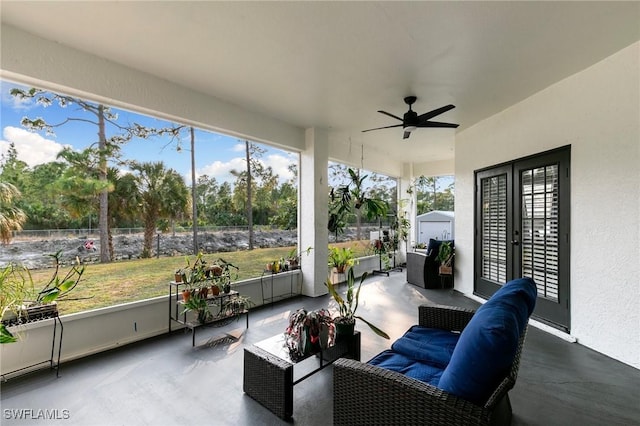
[1,1,639,165]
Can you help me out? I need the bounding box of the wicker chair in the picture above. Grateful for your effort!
[333,305,528,426]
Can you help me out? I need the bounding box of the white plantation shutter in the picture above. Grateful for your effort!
[481,174,507,283]
[521,165,560,301]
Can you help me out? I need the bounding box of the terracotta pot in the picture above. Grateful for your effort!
[210,285,220,296]
[174,273,182,283]
[198,287,209,298]
[181,289,191,303]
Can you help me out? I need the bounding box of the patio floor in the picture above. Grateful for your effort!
[1,271,639,425]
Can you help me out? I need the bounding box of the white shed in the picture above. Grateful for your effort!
[416,211,455,245]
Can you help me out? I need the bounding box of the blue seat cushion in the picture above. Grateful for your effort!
[368,350,444,386]
[438,277,537,405]
[367,326,460,385]
[390,326,460,369]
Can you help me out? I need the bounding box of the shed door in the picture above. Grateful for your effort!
[419,221,451,244]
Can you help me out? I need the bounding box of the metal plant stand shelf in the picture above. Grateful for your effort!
[168,282,249,346]
[260,269,301,305]
[1,311,63,381]
[243,331,361,420]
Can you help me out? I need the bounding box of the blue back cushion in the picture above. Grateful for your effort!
[438,277,537,405]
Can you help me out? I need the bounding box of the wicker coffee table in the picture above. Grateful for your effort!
[243,331,361,420]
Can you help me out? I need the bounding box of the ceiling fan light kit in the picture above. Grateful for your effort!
[362,96,459,139]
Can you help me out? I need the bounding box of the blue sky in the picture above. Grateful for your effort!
[0,80,297,186]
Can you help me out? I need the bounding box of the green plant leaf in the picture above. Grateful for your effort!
[0,324,18,344]
[355,315,390,339]
[40,288,60,304]
[58,279,76,293]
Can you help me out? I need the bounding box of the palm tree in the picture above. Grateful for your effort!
[129,161,189,257]
[107,168,140,259]
[0,182,27,244]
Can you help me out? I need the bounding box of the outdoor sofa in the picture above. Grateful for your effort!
[333,277,537,425]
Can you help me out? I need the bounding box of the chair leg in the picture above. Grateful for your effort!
[490,393,513,426]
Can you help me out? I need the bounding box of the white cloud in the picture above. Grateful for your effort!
[263,153,296,182]
[0,126,69,167]
[196,152,297,186]
[198,157,247,184]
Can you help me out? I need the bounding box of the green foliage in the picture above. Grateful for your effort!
[325,268,389,339]
[328,165,389,237]
[0,263,32,343]
[36,251,86,304]
[181,292,210,324]
[436,241,454,266]
[0,182,27,243]
[328,246,356,270]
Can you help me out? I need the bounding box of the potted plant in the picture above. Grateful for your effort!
[437,241,454,275]
[211,257,239,293]
[2,251,87,343]
[325,268,389,341]
[181,292,211,325]
[285,246,313,270]
[284,308,334,359]
[328,246,356,274]
[222,295,253,317]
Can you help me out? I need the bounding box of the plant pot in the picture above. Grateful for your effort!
[439,265,453,275]
[182,289,192,303]
[211,265,223,276]
[198,287,209,298]
[334,320,355,342]
[210,285,220,296]
[174,273,182,283]
[223,284,231,294]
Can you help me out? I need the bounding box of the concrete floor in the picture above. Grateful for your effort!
[1,272,639,425]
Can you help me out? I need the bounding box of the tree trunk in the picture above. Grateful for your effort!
[245,141,254,250]
[97,105,111,262]
[143,215,157,258]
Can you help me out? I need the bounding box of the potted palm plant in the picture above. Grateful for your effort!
[325,268,389,341]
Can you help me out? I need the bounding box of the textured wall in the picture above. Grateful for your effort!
[455,42,639,369]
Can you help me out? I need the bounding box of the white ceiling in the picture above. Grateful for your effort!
[1,1,639,165]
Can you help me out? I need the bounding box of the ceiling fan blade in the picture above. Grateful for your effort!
[417,104,456,122]
[403,130,412,139]
[377,110,403,121]
[362,124,403,133]
[417,121,459,128]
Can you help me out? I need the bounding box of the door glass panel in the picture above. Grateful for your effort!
[521,165,559,301]
[481,174,507,283]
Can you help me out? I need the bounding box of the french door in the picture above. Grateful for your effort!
[474,147,571,332]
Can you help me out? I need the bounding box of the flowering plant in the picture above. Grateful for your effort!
[284,308,334,360]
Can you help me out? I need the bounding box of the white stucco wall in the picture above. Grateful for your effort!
[455,42,640,369]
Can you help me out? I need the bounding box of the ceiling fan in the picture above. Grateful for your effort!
[362,96,459,139]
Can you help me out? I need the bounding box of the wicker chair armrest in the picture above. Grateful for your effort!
[334,358,491,426]
[418,305,475,331]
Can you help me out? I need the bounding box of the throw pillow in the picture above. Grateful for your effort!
[437,277,537,405]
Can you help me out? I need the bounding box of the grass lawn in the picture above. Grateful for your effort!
[27,240,374,315]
